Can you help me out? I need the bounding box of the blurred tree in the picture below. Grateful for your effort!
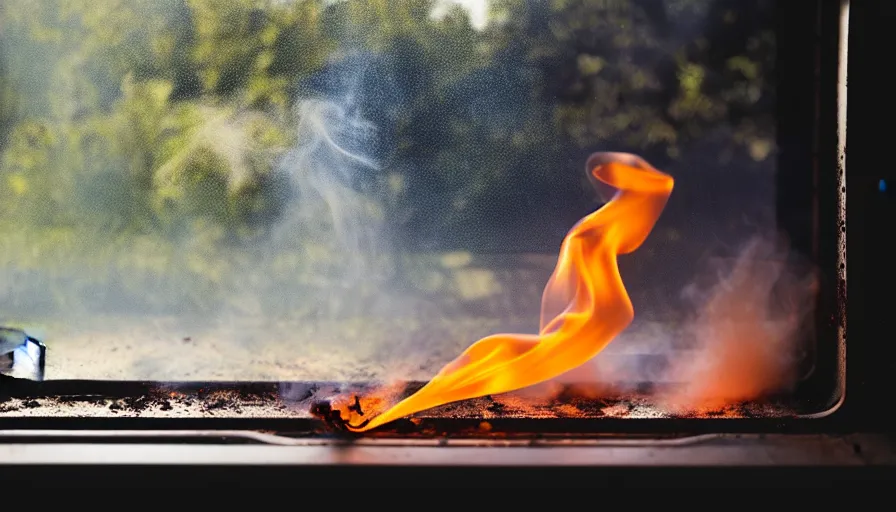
[188,0,333,110]
[0,56,17,155]
[0,0,779,316]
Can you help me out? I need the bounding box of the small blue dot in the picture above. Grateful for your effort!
[880,179,887,192]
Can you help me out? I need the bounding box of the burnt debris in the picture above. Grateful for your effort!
[347,395,364,416]
[0,377,804,426]
[310,398,373,433]
[310,400,350,431]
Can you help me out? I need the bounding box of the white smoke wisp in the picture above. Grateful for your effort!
[272,97,386,290]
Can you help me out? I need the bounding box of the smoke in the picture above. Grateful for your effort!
[0,45,410,379]
[272,96,386,293]
[656,235,818,412]
[523,233,818,412]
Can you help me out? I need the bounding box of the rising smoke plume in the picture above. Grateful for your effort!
[520,233,819,413]
[656,235,818,412]
[272,96,387,294]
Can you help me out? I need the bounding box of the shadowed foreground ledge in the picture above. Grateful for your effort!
[0,433,892,488]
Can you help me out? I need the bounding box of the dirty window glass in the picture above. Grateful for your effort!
[0,0,795,402]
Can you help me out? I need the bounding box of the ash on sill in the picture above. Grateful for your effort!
[0,379,796,420]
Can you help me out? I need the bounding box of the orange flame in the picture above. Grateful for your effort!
[345,152,673,431]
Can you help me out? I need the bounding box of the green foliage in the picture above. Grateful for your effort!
[0,0,777,316]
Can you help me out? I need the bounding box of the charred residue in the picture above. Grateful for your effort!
[0,379,303,418]
[0,378,800,427]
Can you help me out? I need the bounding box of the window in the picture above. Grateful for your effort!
[0,0,845,430]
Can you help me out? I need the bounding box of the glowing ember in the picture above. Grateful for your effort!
[340,152,674,432]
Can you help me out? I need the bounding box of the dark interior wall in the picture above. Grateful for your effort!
[845,0,896,426]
